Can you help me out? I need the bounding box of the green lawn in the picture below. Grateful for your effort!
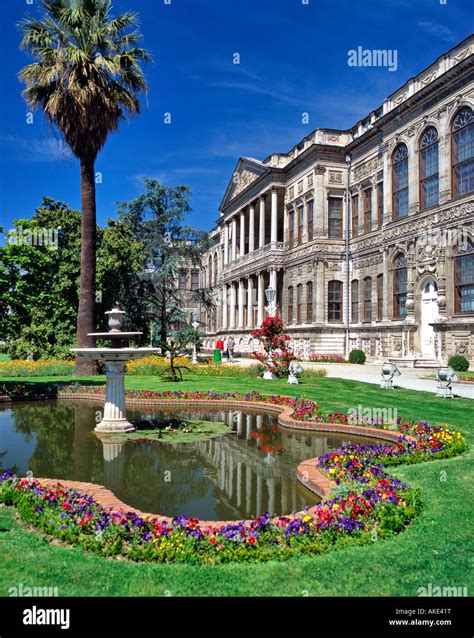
[0,353,10,362]
[1,373,473,597]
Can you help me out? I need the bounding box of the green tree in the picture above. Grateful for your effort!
[117,178,214,344]
[18,0,150,372]
[0,198,145,359]
[0,198,81,359]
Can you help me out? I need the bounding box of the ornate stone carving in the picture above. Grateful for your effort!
[314,165,326,175]
[353,157,383,181]
[233,170,258,197]
[328,171,343,184]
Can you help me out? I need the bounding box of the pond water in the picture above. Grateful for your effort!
[0,400,381,520]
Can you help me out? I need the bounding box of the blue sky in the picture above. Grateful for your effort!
[0,0,472,233]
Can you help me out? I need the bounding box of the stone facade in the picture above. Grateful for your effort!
[199,36,474,364]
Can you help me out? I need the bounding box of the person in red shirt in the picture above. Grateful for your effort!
[214,337,224,363]
[216,337,224,350]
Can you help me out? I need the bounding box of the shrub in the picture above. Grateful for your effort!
[448,355,469,372]
[349,349,366,364]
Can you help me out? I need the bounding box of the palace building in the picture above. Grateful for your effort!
[198,35,474,365]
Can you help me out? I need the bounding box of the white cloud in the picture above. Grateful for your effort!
[0,135,73,162]
[417,21,457,43]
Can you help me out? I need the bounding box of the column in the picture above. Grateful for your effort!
[257,273,265,326]
[248,204,255,253]
[240,210,246,258]
[293,206,298,245]
[270,268,277,292]
[237,412,244,436]
[246,277,254,329]
[246,414,253,439]
[271,187,278,243]
[223,224,229,265]
[231,218,237,261]
[238,280,245,328]
[259,195,265,248]
[382,248,389,321]
[229,283,236,329]
[222,284,228,330]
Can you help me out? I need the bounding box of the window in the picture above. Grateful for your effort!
[328,198,342,239]
[452,107,474,197]
[392,143,409,219]
[393,253,408,318]
[351,194,359,237]
[178,270,187,290]
[328,280,343,322]
[296,284,303,323]
[306,281,313,323]
[420,127,439,209]
[364,277,372,322]
[213,255,218,285]
[288,210,294,246]
[307,200,314,239]
[454,240,474,313]
[297,205,304,245]
[191,270,199,291]
[288,286,294,324]
[377,274,383,320]
[364,188,372,233]
[351,280,359,323]
[377,182,384,227]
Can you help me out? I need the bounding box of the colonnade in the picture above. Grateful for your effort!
[221,268,278,330]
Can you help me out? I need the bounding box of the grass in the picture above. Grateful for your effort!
[0,353,10,362]
[0,373,473,596]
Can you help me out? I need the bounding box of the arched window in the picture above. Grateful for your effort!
[296,284,303,323]
[328,281,343,322]
[452,106,474,197]
[288,286,294,324]
[392,143,409,219]
[351,280,359,323]
[306,281,313,323]
[393,253,407,318]
[364,277,372,322]
[420,127,439,209]
[454,239,474,313]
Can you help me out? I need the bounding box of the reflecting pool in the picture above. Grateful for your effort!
[0,400,382,520]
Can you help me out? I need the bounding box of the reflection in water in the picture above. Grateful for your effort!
[0,400,382,520]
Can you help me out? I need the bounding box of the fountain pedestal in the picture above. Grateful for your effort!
[97,360,132,432]
[72,305,159,433]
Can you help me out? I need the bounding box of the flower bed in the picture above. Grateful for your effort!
[0,390,466,564]
[0,359,74,377]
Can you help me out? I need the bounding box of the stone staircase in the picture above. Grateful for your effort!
[389,357,441,369]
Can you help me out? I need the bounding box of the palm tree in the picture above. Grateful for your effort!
[18,0,150,373]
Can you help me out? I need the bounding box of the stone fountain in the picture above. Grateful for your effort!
[72,305,159,433]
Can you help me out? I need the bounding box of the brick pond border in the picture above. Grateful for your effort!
[19,392,415,530]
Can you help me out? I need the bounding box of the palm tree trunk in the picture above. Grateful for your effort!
[75,156,97,375]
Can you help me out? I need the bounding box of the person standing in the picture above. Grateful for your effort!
[227,336,236,362]
[214,336,224,363]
